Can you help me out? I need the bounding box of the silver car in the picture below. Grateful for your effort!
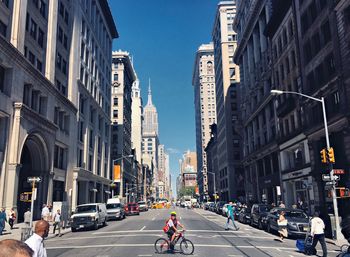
[137,201,148,211]
[106,203,126,220]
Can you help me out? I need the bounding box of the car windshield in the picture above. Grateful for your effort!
[259,206,270,212]
[106,203,121,209]
[76,205,97,213]
[285,211,308,219]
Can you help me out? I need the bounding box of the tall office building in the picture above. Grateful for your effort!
[0,0,118,218]
[158,144,171,199]
[192,43,216,200]
[142,82,159,199]
[111,50,136,198]
[212,1,243,201]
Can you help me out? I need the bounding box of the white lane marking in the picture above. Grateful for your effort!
[151,217,155,220]
[46,243,338,252]
[47,234,164,242]
[138,255,152,257]
[92,229,245,235]
[180,216,182,220]
[140,225,146,231]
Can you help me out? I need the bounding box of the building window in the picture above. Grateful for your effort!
[0,65,5,93]
[54,145,67,170]
[30,19,37,39]
[38,28,44,48]
[39,0,46,18]
[321,20,331,45]
[29,51,35,65]
[113,73,118,81]
[0,20,7,37]
[113,109,118,118]
[56,52,62,69]
[113,97,118,105]
[36,59,43,73]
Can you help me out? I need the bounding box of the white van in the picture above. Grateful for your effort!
[71,203,107,232]
[107,198,121,205]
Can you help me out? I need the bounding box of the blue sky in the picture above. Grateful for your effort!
[109,0,219,196]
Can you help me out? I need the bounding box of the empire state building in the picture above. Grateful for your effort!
[142,80,159,199]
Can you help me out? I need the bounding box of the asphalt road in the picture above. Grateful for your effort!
[45,208,340,257]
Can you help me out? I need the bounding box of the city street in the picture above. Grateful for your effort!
[45,208,340,257]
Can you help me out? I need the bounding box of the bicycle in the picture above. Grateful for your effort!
[154,230,194,255]
[337,244,350,257]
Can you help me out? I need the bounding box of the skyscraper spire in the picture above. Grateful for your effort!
[147,78,153,106]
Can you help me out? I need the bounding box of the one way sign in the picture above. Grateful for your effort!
[322,174,340,182]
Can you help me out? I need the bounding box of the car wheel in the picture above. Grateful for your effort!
[71,227,77,232]
[250,219,254,227]
[103,219,107,226]
[267,222,272,233]
[258,220,263,230]
[94,221,99,230]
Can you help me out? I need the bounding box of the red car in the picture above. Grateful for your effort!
[125,203,140,215]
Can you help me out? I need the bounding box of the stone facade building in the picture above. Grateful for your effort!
[111,51,136,199]
[212,1,243,202]
[0,0,117,218]
[192,43,216,200]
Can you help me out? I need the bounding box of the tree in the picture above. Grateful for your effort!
[178,186,195,197]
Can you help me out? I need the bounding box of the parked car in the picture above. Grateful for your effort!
[238,207,251,224]
[125,203,140,215]
[106,202,126,220]
[215,201,226,215]
[250,204,271,229]
[209,202,216,212]
[71,203,108,232]
[265,208,310,237]
[137,201,148,211]
[204,202,212,210]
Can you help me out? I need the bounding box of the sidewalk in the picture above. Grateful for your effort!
[0,221,71,241]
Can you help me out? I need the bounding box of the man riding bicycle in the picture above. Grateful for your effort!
[163,211,185,252]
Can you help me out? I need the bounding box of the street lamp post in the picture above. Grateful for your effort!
[271,89,343,242]
[112,155,133,198]
[208,172,217,203]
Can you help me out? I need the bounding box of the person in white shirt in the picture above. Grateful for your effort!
[41,205,49,221]
[310,212,327,257]
[25,220,49,257]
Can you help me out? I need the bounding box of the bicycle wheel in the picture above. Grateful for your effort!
[180,239,194,255]
[154,238,170,254]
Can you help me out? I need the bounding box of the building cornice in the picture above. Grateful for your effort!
[98,0,119,38]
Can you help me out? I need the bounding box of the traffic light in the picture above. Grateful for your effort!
[328,147,335,163]
[320,148,327,163]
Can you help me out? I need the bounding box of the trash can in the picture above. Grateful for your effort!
[21,227,31,241]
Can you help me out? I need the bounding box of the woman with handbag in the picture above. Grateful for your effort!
[277,211,288,242]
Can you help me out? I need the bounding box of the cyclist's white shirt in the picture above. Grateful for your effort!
[167,219,181,228]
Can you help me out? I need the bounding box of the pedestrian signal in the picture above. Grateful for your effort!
[320,148,327,163]
[328,147,335,163]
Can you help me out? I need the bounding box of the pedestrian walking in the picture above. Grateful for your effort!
[277,211,288,242]
[41,204,49,221]
[0,208,7,235]
[24,208,31,227]
[25,220,49,257]
[8,208,16,229]
[225,202,239,231]
[0,239,34,257]
[310,212,327,257]
[52,209,62,237]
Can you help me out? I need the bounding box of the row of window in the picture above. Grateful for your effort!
[303,19,331,64]
[54,106,70,134]
[25,13,45,48]
[58,1,69,25]
[23,84,47,116]
[32,0,47,19]
[301,0,328,34]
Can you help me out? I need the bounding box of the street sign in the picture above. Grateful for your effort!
[322,174,340,182]
[333,169,345,175]
[20,192,32,202]
[27,177,42,183]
